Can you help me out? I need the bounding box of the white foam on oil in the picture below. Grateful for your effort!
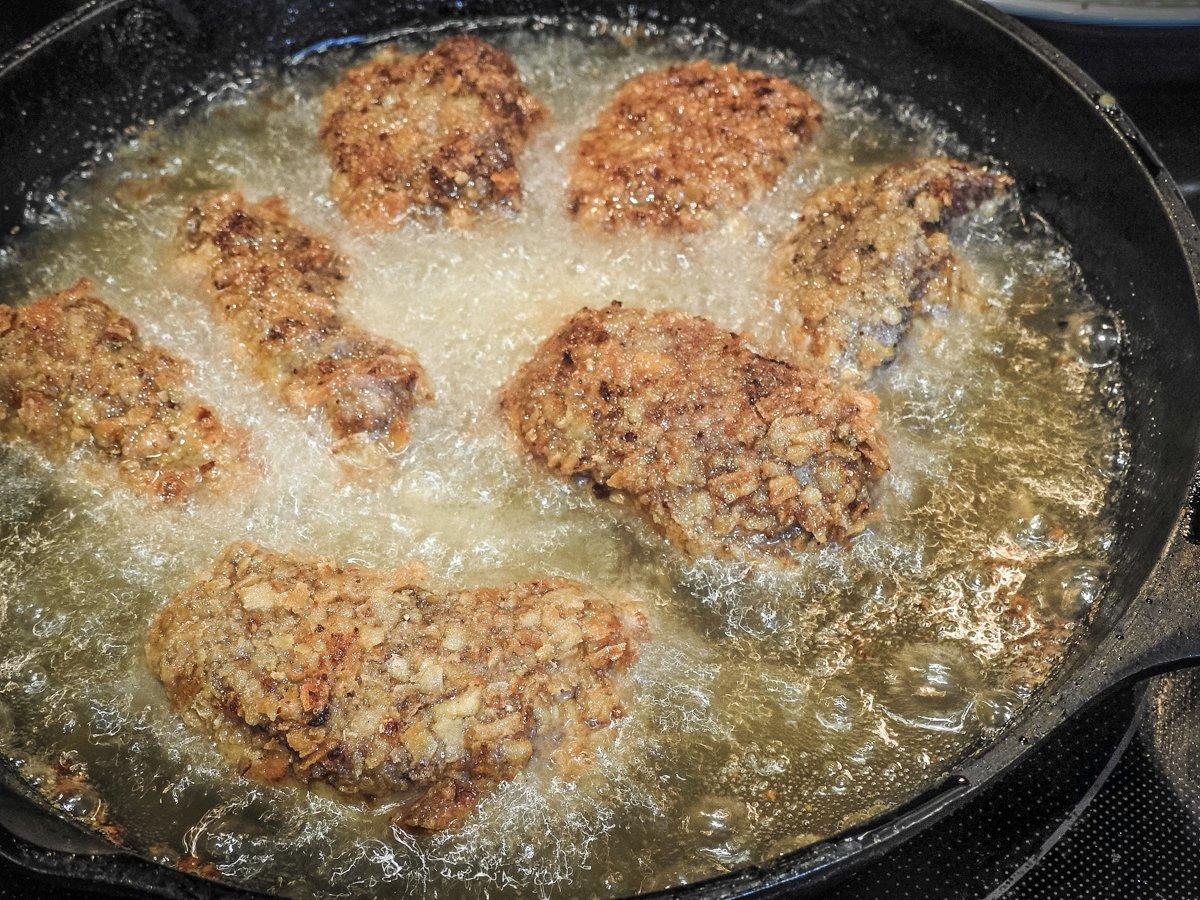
[0,19,1126,898]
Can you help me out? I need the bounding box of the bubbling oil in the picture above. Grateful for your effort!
[0,18,1127,899]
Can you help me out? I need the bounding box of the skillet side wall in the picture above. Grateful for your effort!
[0,0,1197,895]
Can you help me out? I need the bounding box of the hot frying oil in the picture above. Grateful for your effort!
[0,19,1126,898]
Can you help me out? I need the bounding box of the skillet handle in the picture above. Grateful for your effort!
[1079,492,1200,695]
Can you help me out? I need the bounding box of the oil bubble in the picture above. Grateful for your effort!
[31,612,68,639]
[1094,443,1130,480]
[676,795,754,869]
[848,738,877,766]
[50,704,82,739]
[1034,559,1108,617]
[976,689,1022,730]
[9,600,48,633]
[18,665,48,695]
[699,840,753,869]
[1067,311,1120,368]
[883,643,981,733]
[1060,563,1107,612]
[193,808,276,872]
[1006,490,1056,548]
[683,795,749,842]
[53,782,105,822]
[738,743,790,776]
[814,692,857,734]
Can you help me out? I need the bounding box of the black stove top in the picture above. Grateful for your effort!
[832,677,1200,900]
[1,5,1199,899]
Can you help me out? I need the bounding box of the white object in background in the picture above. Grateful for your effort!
[987,0,1200,25]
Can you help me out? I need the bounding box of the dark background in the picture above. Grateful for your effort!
[1,3,1199,899]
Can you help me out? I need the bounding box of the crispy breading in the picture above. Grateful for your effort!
[500,304,888,561]
[568,60,821,233]
[0,280,251,503]
[771,157,1013,378]
[319,35,547,227]
[179,191,432,460]
[146,542,646,833]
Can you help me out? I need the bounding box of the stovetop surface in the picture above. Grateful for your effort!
[1,4,1199,899]
[833,677,1200,900]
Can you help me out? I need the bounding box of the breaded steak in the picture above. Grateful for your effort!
[146,542,647,833]
[320,35,547,227]
[0,280,251,503]
[180,191,432,460]
[771,157,1013,378]
[568,61,821,233]
[500,304,888,561]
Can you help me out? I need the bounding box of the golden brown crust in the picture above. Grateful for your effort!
[500,304,889,561]
[0,280,252,503]
[319,35,547,227]
[146,542,646,833]
[771,157,1012,378]
[179,191,432,460]
[568,61,821,233]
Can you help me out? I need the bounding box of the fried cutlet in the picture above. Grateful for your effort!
[0,280,252,503]
[568,60,821,233]
[500,303,888,561]
[771,157,1013,378]
[179,191,432,460]
[146,542,647,832]
[319,35,547,227]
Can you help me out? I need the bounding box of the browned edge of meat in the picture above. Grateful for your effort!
[771,157,1014,379]
[0,279,253,503]
[319,34,548,228]
[146,541,648,832]
[178,191,433,461]
[499,303,889,562]
[568,60,822,234]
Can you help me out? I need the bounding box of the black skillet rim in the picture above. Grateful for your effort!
[0,1,1197,898]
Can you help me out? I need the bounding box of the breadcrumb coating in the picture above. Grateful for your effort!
[179,191,432,460]
[568,60,821,233]
[320,35,547,227]
[500,304,888,561]
[146,542,646,832]
[772,157,1012,378]
[0,280,252,503]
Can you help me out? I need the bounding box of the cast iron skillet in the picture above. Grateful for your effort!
[0,0,1198,896]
